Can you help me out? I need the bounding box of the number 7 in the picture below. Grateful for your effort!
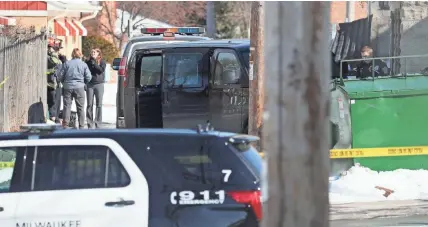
[222,169,232,182]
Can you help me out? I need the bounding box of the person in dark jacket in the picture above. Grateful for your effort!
[85,48,106,129]
[58,48,92,129]
[331,52,349,79]
[356,46,389,78]
[53,54,67,123]
[47,44,62,122]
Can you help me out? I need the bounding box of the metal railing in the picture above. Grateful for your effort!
[339,54,428,80]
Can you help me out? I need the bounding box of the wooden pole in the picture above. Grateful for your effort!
[249,1,264,149]
[262,2,331,227]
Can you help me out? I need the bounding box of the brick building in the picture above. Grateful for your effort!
[330,1,369,24]
[0,1,101,58]
[329,1,369,39]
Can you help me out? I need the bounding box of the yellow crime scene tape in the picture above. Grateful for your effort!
[259,146,428,159]
[330,146,428,159]
[1,146,427,167]
[0,162,14,169]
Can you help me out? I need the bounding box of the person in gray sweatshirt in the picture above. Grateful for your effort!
[57,48,92,129]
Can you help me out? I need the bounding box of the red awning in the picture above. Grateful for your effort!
[72,19,87,36]
[0,16,16,26]
[53,19,69,36]
[64,18,78,36]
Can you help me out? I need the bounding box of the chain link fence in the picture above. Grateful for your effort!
[0,29,48,132]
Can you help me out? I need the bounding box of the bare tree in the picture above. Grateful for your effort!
[98,1,163,49]
[98,1,206,49]
[215,1,252,38]
[227,2,252,38]
[146,1,206,26]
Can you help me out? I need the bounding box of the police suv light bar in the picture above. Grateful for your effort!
[20,123,63,133]
[141,27,205,35]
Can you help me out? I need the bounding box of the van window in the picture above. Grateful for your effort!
[164,53,203,88]
[214,52,241,85]
[33,145,130,191]
[0,147,17,193]
[140,55,162,87]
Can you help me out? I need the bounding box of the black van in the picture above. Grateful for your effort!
[119,39,250,133]
[112,29,211,128]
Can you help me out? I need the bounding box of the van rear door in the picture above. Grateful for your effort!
[135,50,163,128]
[161,48,211,129]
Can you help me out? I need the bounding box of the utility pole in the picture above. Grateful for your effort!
[262,2,330,227]
[206,1,216,38]
[248,1,264,149]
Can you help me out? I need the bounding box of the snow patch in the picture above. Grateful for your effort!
[262,160,428,204]
[330,165,428,204]
[0,168,13,184]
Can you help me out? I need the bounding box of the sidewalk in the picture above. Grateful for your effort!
[102,82,117,125]
[330,200,428,220]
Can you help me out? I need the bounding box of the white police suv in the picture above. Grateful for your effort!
[0,124,262,227]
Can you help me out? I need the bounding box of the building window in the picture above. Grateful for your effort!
[379,1,390,10]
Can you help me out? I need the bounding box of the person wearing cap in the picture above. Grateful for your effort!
[47,42,62,122]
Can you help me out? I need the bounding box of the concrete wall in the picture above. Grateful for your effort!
[369,2,393,57]
[371,1,428,73]
[400,2,428,73]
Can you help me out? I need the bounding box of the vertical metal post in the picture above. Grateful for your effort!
[367,1,371,43]
[263,2,330,227]
[346,1,351,22]
[367,0,371,18]
[404,58,407,77]
[206,1,216,38]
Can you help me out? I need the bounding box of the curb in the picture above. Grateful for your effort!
[330,200,428,220]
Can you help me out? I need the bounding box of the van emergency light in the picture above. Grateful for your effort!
[141,27,205,35]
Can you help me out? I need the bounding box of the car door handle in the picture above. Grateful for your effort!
[105,200,135,207]
[0,207,4,212]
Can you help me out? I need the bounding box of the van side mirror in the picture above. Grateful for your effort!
[112,58,121,71]
[222,69,239,84]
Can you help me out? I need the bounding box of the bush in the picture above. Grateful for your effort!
[82,35,119,64]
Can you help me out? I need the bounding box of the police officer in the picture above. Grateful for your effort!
[47,39,62,122]
[356,46,390,78]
